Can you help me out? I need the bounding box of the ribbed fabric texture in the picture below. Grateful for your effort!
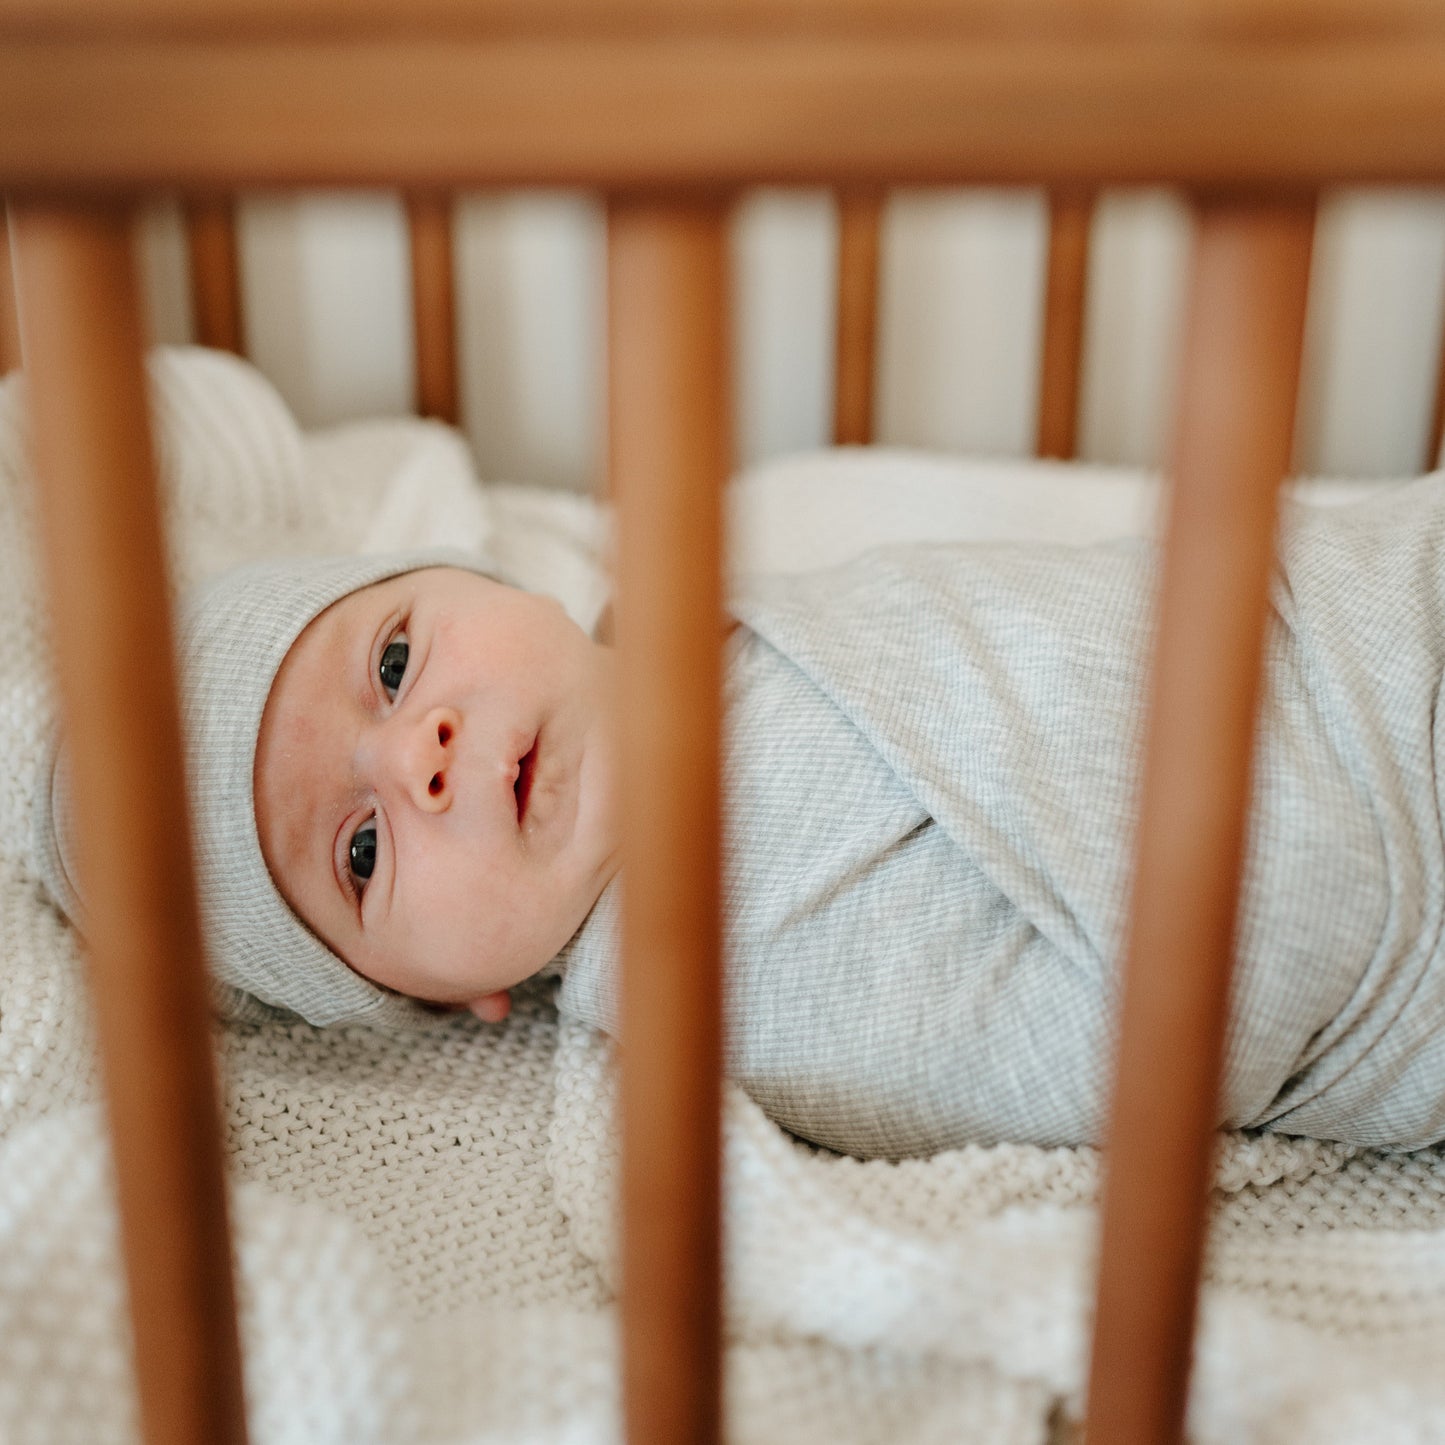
[562,475,1445,1155]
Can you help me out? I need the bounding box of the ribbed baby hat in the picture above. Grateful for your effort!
[30,549,502,1028]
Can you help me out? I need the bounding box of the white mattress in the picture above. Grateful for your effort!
[479,439,1399,634]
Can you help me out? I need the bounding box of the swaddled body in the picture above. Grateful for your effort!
[33,468,1445,1161]
[561,475,1445,1158]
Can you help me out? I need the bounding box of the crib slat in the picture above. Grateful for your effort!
[184,196,246,353]
[833,189,882,446]
[1085,199,1314,1445]
[11,203,249,1445]
[0,207,20,373]
[1036,187,1093,459]
[1427,305,1445,471]
[406,192,459,424]
[608,197,728,1445]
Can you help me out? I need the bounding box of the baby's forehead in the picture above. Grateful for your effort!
[287,567,428,657]
[265,564,482,710]
[277,581,374,684]
[306,563,475,623]
[251,589,375,918]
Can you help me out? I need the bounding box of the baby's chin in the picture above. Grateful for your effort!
[389,899,599,1004]
[574,722,621,859]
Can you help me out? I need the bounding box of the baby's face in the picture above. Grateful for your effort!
[254,567,619,1021]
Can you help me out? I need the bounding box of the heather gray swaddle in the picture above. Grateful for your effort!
[559,474,1445,1158]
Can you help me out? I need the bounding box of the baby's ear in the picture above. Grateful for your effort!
[466,991,512,1024]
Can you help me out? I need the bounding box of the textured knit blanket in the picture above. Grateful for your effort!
[6,349,1445,1443]
[561,478,1445,1156]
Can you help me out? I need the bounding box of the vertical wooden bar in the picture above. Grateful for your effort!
[0,205,20,373]
[1084,198,1314,1445]
[183,196,245,355]
[833,189,882,446]
[1037,188,1094,460]
[407,192,459,425]
[1426,307,1445,471]
[608,197,728,1445]
[12,202,249,1445]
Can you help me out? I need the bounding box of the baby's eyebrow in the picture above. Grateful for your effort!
[355,607,386,713]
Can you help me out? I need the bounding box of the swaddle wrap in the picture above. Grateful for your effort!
[560,474,1445,1157]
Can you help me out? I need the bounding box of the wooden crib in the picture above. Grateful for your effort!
[5,4,1445,1442]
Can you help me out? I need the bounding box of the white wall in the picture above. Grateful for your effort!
[136,186,1445,491]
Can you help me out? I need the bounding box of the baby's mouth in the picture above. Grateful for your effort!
[514,735,539,824]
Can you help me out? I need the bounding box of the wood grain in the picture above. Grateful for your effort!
[832,189,881,446]
[6,38,1445,188]
[1084,199,1314,1445]
[11,201,248,1445]
[406,193,459,425]
[609,197,729,1445]
[183,196,245,353]
[1036,188,1093,459]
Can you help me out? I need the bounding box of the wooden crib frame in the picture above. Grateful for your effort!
[5,5,1445,1442]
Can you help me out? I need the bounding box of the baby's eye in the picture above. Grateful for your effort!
[349,820,378,892]
[379,634,409,699]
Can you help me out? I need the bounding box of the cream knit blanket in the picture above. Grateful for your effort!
[5,349,1445,1443]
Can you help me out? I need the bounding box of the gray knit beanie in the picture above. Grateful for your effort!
[31,548,504,1029]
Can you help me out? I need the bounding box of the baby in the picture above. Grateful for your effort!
[31,472,1445,1160]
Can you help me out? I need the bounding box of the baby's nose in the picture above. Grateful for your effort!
[400,707,459,812]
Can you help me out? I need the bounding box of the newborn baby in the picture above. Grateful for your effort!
[31,472,1445,1159]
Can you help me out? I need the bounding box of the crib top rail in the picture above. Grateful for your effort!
[5,0,1445,189]
[3,0,1441,33]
